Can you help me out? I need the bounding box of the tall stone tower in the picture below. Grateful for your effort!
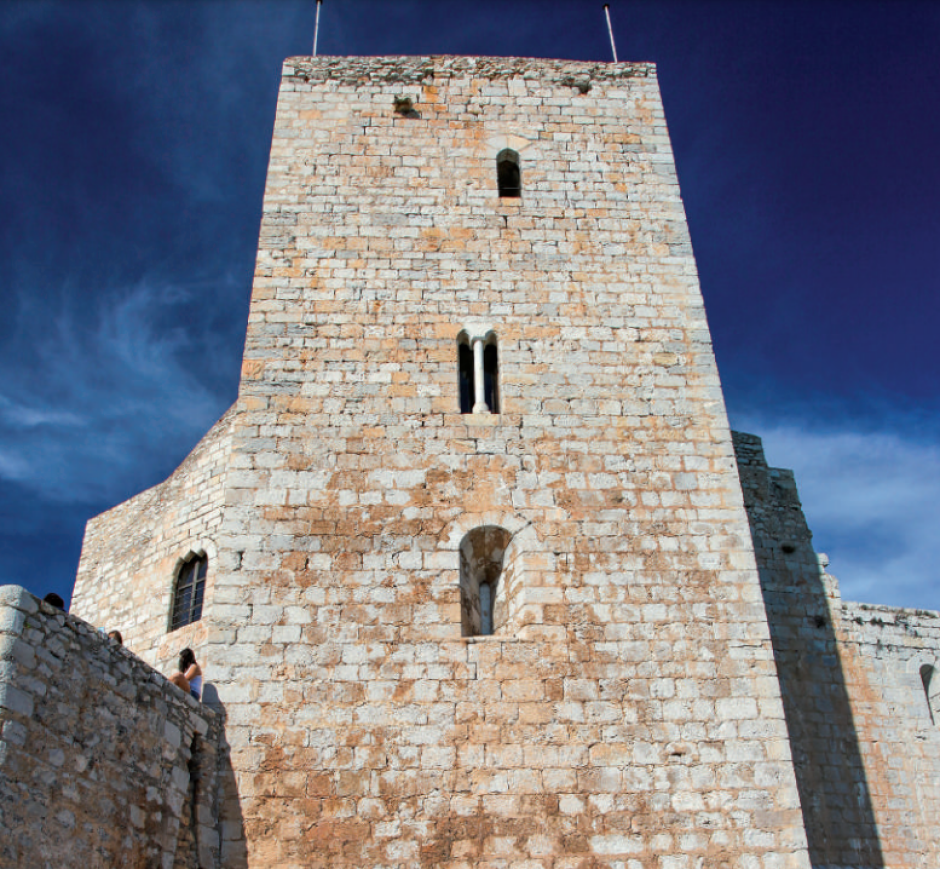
[73,56,811,868]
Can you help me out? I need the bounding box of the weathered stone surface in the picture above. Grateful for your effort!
[190,54,807,868]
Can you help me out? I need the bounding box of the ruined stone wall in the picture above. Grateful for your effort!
[72,407,236,670]
[204,56,810,868]
[734,430,940,869]
[0,585,221,869]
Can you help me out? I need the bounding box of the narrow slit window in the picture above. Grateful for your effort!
[497,149,521,198]
[458,337,473,414]
[483,341,499,413]
[479,582,493,635]
[170,554,208,631]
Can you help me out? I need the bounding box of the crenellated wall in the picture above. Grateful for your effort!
[0,585,223,869]
[734,430,940,869]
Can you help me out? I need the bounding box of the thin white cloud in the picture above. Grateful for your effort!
[738,418,940,612]
[0,395,86,429]
[0,449,31,481]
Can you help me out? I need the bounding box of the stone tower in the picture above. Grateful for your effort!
[72,56,812,868]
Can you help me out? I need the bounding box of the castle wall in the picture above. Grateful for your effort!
[0,585,221,869]
[71,407,236,670]
[58,51,940,869]
[834,602,940,869]
[734,431,940,869]
[205,56,810,869]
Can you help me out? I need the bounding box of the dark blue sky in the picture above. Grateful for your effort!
[2,0,938,609]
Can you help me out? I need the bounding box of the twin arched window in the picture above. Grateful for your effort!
[458,332,499,414]
[170,554,207,631]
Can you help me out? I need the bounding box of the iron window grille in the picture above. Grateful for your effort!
[170,554,207,631]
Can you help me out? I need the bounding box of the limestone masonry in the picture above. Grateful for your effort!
[1,55,936,868]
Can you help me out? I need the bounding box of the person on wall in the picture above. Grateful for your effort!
[169,648,202,701]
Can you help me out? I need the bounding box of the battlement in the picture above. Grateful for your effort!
[281,54,656,85]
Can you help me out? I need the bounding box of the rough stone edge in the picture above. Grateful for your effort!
[282,54,656,85]
[0,583,218,723]
[0,585,39,754]
[1,583,222,866]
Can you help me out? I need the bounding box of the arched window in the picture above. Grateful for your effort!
[170,553,207,631]
[921,664,938,725]
[496,149,521,198]
[459,526,512,637]
[458,333,473,414]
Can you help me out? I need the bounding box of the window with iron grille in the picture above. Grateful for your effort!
[170,554,207,631]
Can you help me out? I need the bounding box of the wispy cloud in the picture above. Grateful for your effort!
[0,395,85,429]
[0,277,234,505]
[737,416,940,612]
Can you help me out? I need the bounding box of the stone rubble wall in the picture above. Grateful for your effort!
[0,585,221,869]
[734,431,940,869]
[71,407,236,672]
[205,55,811,868]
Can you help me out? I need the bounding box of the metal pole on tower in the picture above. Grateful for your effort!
[313,0,323,57]
[603,4,618,63]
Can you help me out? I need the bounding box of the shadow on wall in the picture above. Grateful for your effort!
[734,433,885,869]
[202,684,248,869]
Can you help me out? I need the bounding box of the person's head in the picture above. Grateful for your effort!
[108,630,123,645]
[178,648,196,671]
[43,593,65,609]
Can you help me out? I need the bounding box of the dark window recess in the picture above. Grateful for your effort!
[483,342,499,413]
[497,149,521,197]
[170,555,207,631]
[459,525,512,637]
[458,340,473,414]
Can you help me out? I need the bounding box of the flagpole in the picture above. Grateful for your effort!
[603,4,618,63]
[313,0,323,57]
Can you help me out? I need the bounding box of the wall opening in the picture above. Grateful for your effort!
[483,339,499,413]
[459,526,512,637]
[457,333,473,414]
[921,664,938,725]
[496,148,521,198]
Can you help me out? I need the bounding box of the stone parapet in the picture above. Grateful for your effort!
[0,585,222,869]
